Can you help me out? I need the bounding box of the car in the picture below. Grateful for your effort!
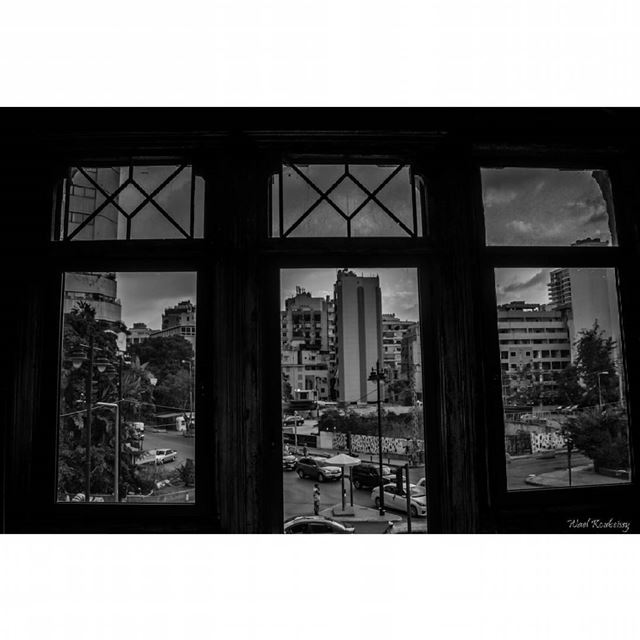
[283,415,304,426]
[283,453,297,471]
[370,484,427,518]
[155,448,178,464]
[351,463,394,490]
[296,456,342,482]
[414,477,426,493]
[283,515,355,534]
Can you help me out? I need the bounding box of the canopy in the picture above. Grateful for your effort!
[325,453,361,467]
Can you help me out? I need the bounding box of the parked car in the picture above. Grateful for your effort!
[414,477,426,493]
[283,453,297,471]
[351,463,394,490]
[284,515,355,534]
[370,484,427,518]
[296,456,342,482]
[155,448,178,464]
[283,415,304,426]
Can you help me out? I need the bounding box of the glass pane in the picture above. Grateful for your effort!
[57,272,197,503]
[495,267,630,490]
[280,268,427,534]
[273,163,423,238]
[57,164,203,240]
[482,168,616,247]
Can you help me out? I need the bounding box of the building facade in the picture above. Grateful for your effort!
[151,300,197,348]
[497,301,571,402]
[334,270,383,404]
[63,271,122,326]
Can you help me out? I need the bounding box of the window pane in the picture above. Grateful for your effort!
[56,165,204,240]
[280,268,427,533]
[271,163,425,238]
[482,168,616,247]
[57,272,197,503]
[496,267,630,490]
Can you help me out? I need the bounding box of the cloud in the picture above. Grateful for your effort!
[502,269,548,294]
[506,220,534,234]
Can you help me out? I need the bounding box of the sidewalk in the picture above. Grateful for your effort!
[525,464,625,488]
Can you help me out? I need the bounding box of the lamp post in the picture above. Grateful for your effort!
[182,358,194,430]
[597,370,609,409]
[96,402,120,502]
[369,360,386,516]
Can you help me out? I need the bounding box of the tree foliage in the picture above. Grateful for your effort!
[128,335,193,385]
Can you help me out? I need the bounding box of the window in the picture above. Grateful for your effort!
[55,164,205,241]
[57,272,197,503]
[484,166,632,494]
[269,162,426,238]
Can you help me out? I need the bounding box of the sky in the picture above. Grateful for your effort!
[117,272,197,329]
[481,167,614,246]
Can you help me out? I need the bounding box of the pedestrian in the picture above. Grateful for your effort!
[302,445,308,457]
[313,483,320,515]
[284,443,290,454]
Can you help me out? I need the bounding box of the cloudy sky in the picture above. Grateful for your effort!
[481,167,613,246]
[117,272,197,329]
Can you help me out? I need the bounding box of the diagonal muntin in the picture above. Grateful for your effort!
[67,164,188,240]
[65,170,134,240]
[346,167,415,236]
[283,166,351,237]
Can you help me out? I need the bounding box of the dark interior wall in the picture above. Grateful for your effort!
[2,108,640,533]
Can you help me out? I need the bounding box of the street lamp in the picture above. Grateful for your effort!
[597,370,609,409]
[368,360,386,516]
[96,402,120,502]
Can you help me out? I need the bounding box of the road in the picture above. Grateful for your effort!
[141,430,195,470]
[507,451,591,489]
[283,464,428,532]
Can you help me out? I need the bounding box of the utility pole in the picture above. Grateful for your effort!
[84,333,95,503]
[369,361,386,516]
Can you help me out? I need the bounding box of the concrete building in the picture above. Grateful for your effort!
[280,289,334,401]
[382,313,415,382]
[497,301,571,400]
[400,323,423,401]
[549,263,620,362]
[126,322,156,347]
[63,272,122,326]
[334,269,383,404]
[150,300,196,349]
[65,167,122,241]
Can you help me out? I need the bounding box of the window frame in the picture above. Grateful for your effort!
[474,151,640,523]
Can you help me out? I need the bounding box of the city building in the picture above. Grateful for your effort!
[280,289,334,401]
[400,323,423,401]
[150,300,197,348]
[334,269,383,404]
[126,322,155,347]
[382,313,415,382]
[63,272,122,326]
[65,167,122,241]
[497,301,571,401]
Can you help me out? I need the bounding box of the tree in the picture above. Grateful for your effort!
[57,302,157,499]
[574,321,619,407]
[128,335,193,385]
[153,369,191,412]
[563,407,629,472]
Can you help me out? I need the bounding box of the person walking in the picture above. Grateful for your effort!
[302,445,308,457]
[313,483,320,515]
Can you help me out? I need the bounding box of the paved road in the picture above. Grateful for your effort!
[141,430,195,470]
[283,464,427,532]
[507,452,591,489]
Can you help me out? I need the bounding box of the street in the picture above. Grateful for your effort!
[283,464,428,532]
[507,451,591,489]
[142,430,195,470]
